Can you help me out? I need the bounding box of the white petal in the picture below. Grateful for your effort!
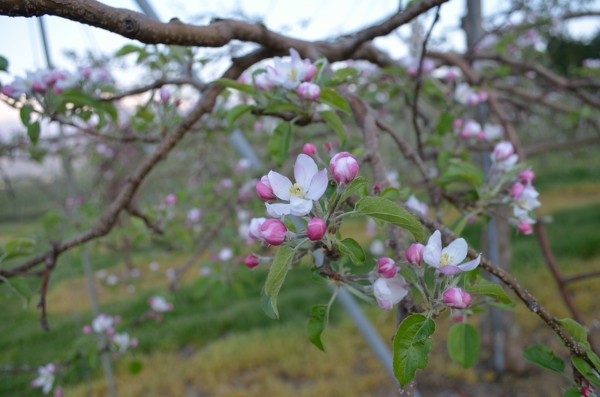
[289,196,313,216]
[294,154,318,189]
[442,238,468,266]
[423,230,442,267]
[268,171,292,200]
[458,254,481,272]
[305,168,328,201]
[265,203,291,218]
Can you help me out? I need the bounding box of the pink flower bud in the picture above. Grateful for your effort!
[256,175,276,201]
[581,386,595,397]
[260,219,287,245]
[443,287,473,309]
[31,80,47,94]
[492,141,515,162]
[303,143,317,157]
[159,87,171,104]
[164,194,177,206]
[373,183,382,194]
[511,182,525,200]
[54,388,64,397]
[131,338,139,348]
[453,118,464,130]
[82,325,92,334]
[307,217,327,241]
[324,143,333,152]
[297,82,321,101]
[243,254,260,269]
[406,243,425,265]
[377,257,399,278]
[519,169,535,184]
[330,152,359,184]
[517,220,533,235]
[478,91,488,103]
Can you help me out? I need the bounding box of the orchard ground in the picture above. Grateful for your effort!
[1,148,599,396]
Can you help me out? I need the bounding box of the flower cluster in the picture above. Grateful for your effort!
[372,257,408,311]
[82,314,138,354]
[453,119,502,142]
[455,83,488,107]
[31,363,56,395]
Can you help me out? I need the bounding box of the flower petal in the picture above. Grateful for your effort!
[442,238,468,266]
[305,168,328,201]
[268,171,292,200]
[458,254,481,272]
[438,265,462,276]
[423,230,442,268]
[294,154,318,189]
[289,196,313,216]
[265,203,291,218]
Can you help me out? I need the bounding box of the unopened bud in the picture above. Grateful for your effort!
[443,287,473,309]
[307,217,327,241]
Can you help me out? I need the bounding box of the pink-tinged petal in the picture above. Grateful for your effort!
[265,203,291,218]
[267,171,292,200]
[457,254,480,272]
[305,169,328,201]
[423,230,442,267]
[442,238,468,266]
[438,265,462,276]
[289,196,313,216]
[294,154,318,189]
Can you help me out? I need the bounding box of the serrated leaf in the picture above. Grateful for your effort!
[355,196,423,241]
[215,78,256,95]
[307,304,328,351]
[336,238,365,265]
[559,318,590,347]
[263,246,295,319]
[267,122,292,167]
[572,356,600,388]
[339,176,368,204]
[226,104,254,128]
[466,279,512,304]
[523,345,565,374]
[447,323,480,368]
[2,238,36,262]
[320,88,351,114]
[27,122,41,145]
[437,159,485,189]
[319,110,346,147]
[393,314,436,387]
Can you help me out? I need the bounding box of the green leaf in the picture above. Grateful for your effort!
[267,122,292,167]
[336,238,365,265]
[393,314,436,387]
[572,356,600,388]
[447,323,480,368]
[380,187,411,202]
[215,78,256,95]
[451,214,471,236]
[0,276,33,306]
[115,44,143,57]
[437,158,485,189]
[1,238,36,262]
[226,104,254,128]
[263,246,295,319]
[355,196,423,241]
[339,176,368,204]
[0,55,8,72]
[20,104,33,126]
[320,88,351,114]
[327,67,359,86]
[319,110,346,147]
[27,122,41,145]
[307,304,328,351]
[523,345,565,374]
[128,360,144,375]
[559,318,590,347]
[563,388,582,397]
[435,112,455,136]
[466,278,512,304]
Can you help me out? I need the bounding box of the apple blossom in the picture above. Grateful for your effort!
[92,313,115,334]
[517,220,534,235]
[53,387,64,397]
[265,154,328,217]
[519,169,536,184]
[377,257,399,278]
[370,239,386,256]
[32,363,55,395]
[158,87,171,104]
[423,230,481,275]
[405,195,428,217]
[297,81,321,101]
[260,219,288,245]
[256,175,277,201]
[491,141,518,170]
[164,193,177,206]
[330,152,359,184]
[243,254,260,269]
[149,296,173,313]
[307,217,327,241]
[187,208,202,224]
[443,287,473,309]
[460,120,482,139]
[262,48,317,90]
[218,247,234,262]
[112,332,137,353]
[512,183,540,211]
[248,217,267,240]
[373,276,409,311]
[406,243,425,265]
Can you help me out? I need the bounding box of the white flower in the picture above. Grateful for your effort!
[31,363,55,394]
[218,247,233,262]
[483,123,503,141]
[373,276,409,311]
[423,230,480,275]
[149,296,173,313]
[264,48,316,90]
[265,154,328,217]
[405,195,428,217]
[112,332,135,353]
[92,314,114,334]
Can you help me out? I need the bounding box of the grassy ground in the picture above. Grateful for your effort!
[1,149,599,396]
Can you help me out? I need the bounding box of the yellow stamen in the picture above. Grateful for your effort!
[289,183,305,198]
[440,253,453,267]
